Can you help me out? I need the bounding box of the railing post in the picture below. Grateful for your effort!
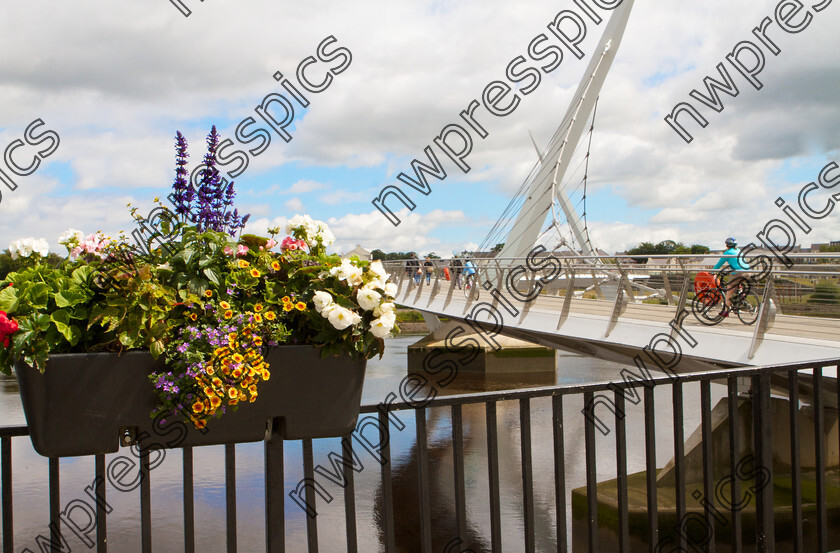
[558,262,575,329]
[752,374,774,552]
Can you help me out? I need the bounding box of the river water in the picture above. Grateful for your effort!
[0,335,725,553]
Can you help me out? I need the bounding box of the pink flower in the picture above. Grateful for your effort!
[237,245,249,256]
[224,246,234,256]
[0,311,18,348]
[266,239,278,250]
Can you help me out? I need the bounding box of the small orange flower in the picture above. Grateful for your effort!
[192,401,204,414]
[204,290,213,298]
[271,261,280,271]
[265,311,276,321]
[250,268,260,278]
[249,395,258,403]
[203,386,214,396]
[232,353,244,363]
[189,313,198,321]
[210,396,222,408]
[238,259,250,268]
[262,369,271,381]
[212,377,223,388]
[283,303,294,312]
[254,313,263,323]
[206,365,215,376]
[253,336,263,346]
[228,387,238,399]
[219,301,231,310]
[295,302,306,311]
[281,296,291,304]
[232,368,242,378]
[224,310,233,319]
[228,398,239,406]
[194,419,207,429]
[254,303,264,312]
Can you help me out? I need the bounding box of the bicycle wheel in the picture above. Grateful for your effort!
[691,289,725,326]
[735,290,761,325]
[463,274,474,300]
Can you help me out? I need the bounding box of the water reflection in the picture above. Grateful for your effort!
[0,335,722,552]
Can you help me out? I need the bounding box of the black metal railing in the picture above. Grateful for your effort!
[2,357,839,552]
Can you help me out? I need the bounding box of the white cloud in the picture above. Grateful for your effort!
[284,198,305,212]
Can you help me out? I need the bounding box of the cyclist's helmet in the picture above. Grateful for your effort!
[725,237,737,248]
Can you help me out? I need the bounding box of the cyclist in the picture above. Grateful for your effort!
[712,237,750,316]
[462,258,476,287]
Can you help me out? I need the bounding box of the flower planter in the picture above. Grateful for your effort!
[15,347,367,457]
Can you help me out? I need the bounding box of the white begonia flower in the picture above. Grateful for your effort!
[58,229,84,247]
[312,291,333,313]
[384,282,398,297]
[370,314,396,338]
[357,288,382,311]
[369,260,389,280]
[374,302,395,317]
[321,303,338,319]
[328,306,361,330]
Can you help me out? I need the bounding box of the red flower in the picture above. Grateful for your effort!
[0,311,19,348]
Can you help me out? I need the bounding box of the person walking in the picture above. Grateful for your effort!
[406,253,421,285]
[423,256,434,284]
[451,254,463,289]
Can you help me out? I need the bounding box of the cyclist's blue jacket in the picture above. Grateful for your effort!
[713,248,749,272]
[463,260,476,275]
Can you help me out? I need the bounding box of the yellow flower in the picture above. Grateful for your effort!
[228,398,239,406]
[250,268,260,278]
[232,353,244,363]
[254,303,264,312]
[212,377,223,388]
[194,419,207,429]
[248,384,258,394]
[265,311,276,321]
[224,310,233,319]
[203,386,214,396]
[262,369,271,381]
[283,303,294,312]
[204,290,213,297]
[249,394,258,403]
[228,388,238,399]
[210,396,222,408]
[192,401,205,414]
[253,336,263,346]
[205,365,215,376]
[271,261,280,271]
[238,259,250,268]
[295,302,306,311]
[232,368,242,378]
[219,301,231,310]
[253,313,262,323]
[281,296,291,304]
[189,313,198,321]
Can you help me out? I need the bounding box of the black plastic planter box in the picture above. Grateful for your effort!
[15,346,366,457]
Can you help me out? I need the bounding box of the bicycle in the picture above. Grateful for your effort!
[462,272,478,300]
[691,271,760,326]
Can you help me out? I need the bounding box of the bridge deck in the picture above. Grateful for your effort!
[392,272,840,370]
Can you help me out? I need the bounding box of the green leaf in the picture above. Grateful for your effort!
[203,267,221,286]
[0,286,18,314]
[54,290,86,308]
[27,282,51,310]
[50,309,80,344]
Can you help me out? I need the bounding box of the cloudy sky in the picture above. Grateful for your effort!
[0,0,838,257]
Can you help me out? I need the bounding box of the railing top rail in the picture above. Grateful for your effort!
[0,425,29,438]
[358,357,840,413]
[381,252,840,263]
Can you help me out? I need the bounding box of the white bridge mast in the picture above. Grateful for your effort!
[498,0,635,261]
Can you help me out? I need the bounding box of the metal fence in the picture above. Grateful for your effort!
[1,357,839,553]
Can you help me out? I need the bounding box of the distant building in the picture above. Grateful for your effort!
[343,245,372,261]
